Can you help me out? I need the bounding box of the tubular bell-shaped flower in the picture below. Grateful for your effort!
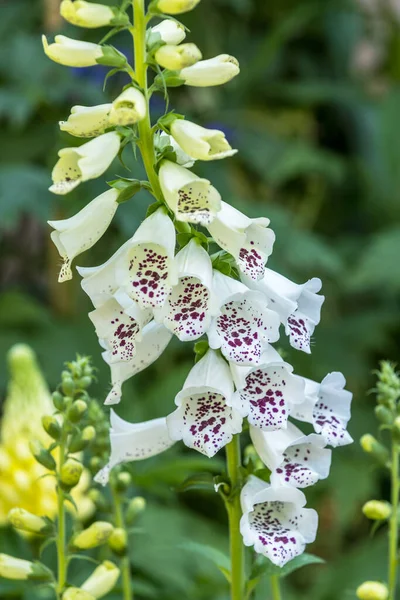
[159,159,221,225]
[108,87,147,126]
[155,43,202,70]
[243,268,324,353]
[250,422,332,488]
[42,35,103,67]
[60,1,116,28]
[230,350,305,430]
[170,119,237,161]
[48,189,119,282]
[149,19,186,44]
[167,349,242,457]
[293,372,353,447]
[207,270,280,365]
[50,132,120,195]
[155,0,201,14]
[180,54,240,86]
[81,561,120,598]
[95,411,176,484]
[240,475,318,567]
[59,104,112,138]
[154,238,212,341]
[208,202,275,280]
[103,321,173,405]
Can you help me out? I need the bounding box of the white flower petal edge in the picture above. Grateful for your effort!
[103,321,173,405]
[208,270,280,365]
[170,119,237,161]
[167,349,242,457]
[48,189,118,283]
[180,54,240,87]
[208,201,275,281]
[154,239,212,341]
[240,475,318,567]
[159,159,221,225]
[250,422,332,488]
[94,411,175,484]
[59,104,112,138]
[49,132,120,195]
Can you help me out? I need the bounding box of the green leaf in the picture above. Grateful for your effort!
[176,232,193,248]
[179,541,231,582]
[249,552,325,583]
[176,472,216,493]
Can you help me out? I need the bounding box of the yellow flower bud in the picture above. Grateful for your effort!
[362,500,392,521]
[81,561,120,598]
[156,0,201,15]
[155,43,202,71]
[62,587,95,600]
[356,581,389,600]
[61,0,115,28]
[67,399,87,423]
[108,528,127,556]
[72,521,114,549]
[0,554,33,579]
[7,508,52,534]
[360,435,389,465]
[60,459,83,489]
[108,87,147,126]
[125,496,146,524]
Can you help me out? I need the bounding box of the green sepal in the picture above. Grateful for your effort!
[157,111,185,133]
[97,46,127,69]
[108,178,147,203]
[174,220,192,234]
[110,9,131,27]
[176,472,216,493]
[154,69,185,89]
[30,440,56,471]
[146,200,166,218]
[28,561,54,582]
[194,339,209,362]
[176,232,193,248]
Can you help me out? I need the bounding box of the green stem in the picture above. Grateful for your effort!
[388,444,399,600]
[132,0,163,201]
[226,435,245,600]
[112,487,133,600]
[270,575,282,600]
[56,432,67,598]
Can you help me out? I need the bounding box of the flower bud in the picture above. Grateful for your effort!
[108,87,147,126]
[60,105,111,139]
[362,500,392,520]
[149,19,186,45]
[72,522,114,549]
[62,588,95,600]
[356,581,389,600]
[60,0,128,28]
[42,35,127,69]
[155,0,201,15]
[115,471,132,492]
[393,416,400,442]
[81,561,120,598]
[108,528,127,556]
[0,555,51,581]
[360,435,389,466]
[180,54,239,87]
[374,405,393,425]
[52,390,66,411]
[78,376,93,389]
[89,456,103,474]
[42,415,61,440]
[125,497,146,524]
[88,489,108,511]
[68,425,95,453]
[170,119,237,161]
[155,43,202,70]
[62,377,76,396]
[29,440,56,471]
[67,399,87,423]
[60,459,83,489]
[8,508,53,535]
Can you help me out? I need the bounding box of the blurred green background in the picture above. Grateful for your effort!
[1,0,400,598]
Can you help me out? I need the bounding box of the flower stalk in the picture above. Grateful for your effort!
[270,575,282,600]
[111,481,133,600]
[225,435,245,600]
[388,444,399,600]
[56,428,68,598]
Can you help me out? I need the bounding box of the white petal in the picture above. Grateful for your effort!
[59,104,112,137]
[312,372,353,447]
[170,119,237,161]
[180,54,240,87]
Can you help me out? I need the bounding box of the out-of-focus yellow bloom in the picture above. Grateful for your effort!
[0,344,93,525]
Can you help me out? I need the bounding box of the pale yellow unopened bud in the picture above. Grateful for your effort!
[72,521,113,549]
[62,588,95,600]
[362,500,392,520]
[0,554,33,580]
[81,561,120,598]
[155,43,202,70]
[108,87,146,126]
[361,434,376,453]
[126,496,146,524]
[180,54,240,87]
[60,459,83,488]
[356,581,389,600]
[108,527,127,555]
[61,0,115,28]
[156,0,201,15]
[8,508,51,534]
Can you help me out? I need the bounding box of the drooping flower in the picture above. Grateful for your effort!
[89,290,152,363]
[48,188,119,283]
[167,349,242,457]
[60,0,127,28]
[49,132,120,195]
[155,0,201,15]
[149,19,186,45]
[159,159,221,225]
[230,350,305,430]
[292,372,353,447]
[170,119,237,161]
[42,35,102,67]
[207,270,280,365]
[80,561,120,598]
[154,238,212,341]
[103,321,173,405]
[0,555,35,580]
[180,54,240,87]
[108,87,147,126]
[207,201,275,280]
[155,43,202,70]
[59,104,112,138]
[95,410,176,484]
[250,422,332,488]
[240,475,318,566]
[243,268,324,353]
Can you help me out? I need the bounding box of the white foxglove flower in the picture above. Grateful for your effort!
[50,132,120,195]
[250,422,332,488]
[180,54,240,87]
[108,87,147,126]
[149,20,186,45]
[170,119,237,161]
[60,1,115,28]
[81,561,120,598]
[167,349,242,457]
[207,270,280,365]
[95,411,176,484]
[42,35,103,67]
[243,268,324,353]
[230,352,305,430]
[104,321,173,405]
[48,188,119,283]
[155,0,201,15]
[158,132,195,168]
[240,476,318,567]
[154,239,212,341]
[159,159,221,225]
[89,290,152,364]
[207,202,275,280]
[293,372,353,447]
[59,104,112,138]
[155,43,202,70]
